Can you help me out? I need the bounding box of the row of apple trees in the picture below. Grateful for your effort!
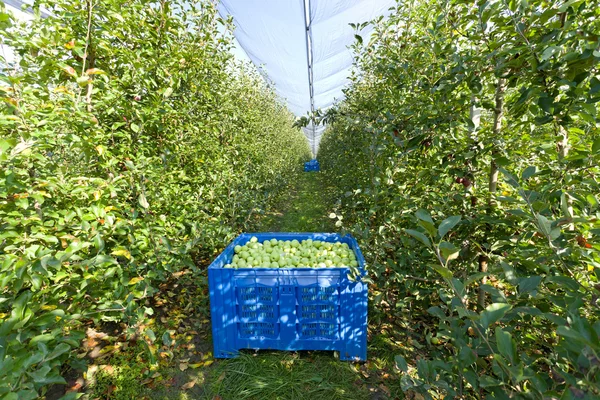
[319,0,599,397]
[0,0,310,397]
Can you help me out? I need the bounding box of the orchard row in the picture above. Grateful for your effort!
[318,0,600,397]
[0,1,310,396]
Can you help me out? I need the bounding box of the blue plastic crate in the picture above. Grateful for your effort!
[208,232,368,361]
[304,159,320,172]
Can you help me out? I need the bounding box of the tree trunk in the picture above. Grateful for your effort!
[478,77,506,309]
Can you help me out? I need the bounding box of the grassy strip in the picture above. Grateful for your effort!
[261,172,335,233]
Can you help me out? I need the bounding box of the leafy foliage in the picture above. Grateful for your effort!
[319,0,600,397]
[0,0,309,397]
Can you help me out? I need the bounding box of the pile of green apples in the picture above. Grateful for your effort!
[224,237,359,269]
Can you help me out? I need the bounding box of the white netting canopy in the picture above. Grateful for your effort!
[217,0,395,155]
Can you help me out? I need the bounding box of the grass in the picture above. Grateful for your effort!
[208,352,370,400]
[261,172,335,232]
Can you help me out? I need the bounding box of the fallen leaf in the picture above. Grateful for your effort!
[179,362,189,371]
[182,379,197,390]
[86,328,109,340]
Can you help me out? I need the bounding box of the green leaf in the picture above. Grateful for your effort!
[130,123,140,133]
[404,229,431,247]
[538,95,553,114]
[395,355,408,372]
[545,276,580,291]
[162,331,172,346]
[30,333,55,345]
[146,328,156,343]
[354,34,363,44]
[481,303,511,329]
[536,214,552,237]
[438,241,459,262]
[417,219,437,237]
[541,46,560,61]
[438,216,461,239]
[46,343,71,361]
[593,138,600,154]
[76,76,90,86]
[459,346,476,366]
[415,209,433,224]
[521,166,536,180]
[495,327,516,364]
[518,276,542,296]
[29,365,51,383]
[431,263,453,280]
[427,306,445,319]
[58,391,83,400]
[556,325,588,344]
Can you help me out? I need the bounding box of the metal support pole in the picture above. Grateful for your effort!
[303,0,316,157]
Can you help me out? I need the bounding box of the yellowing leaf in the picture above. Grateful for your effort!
[54,86,74,95]
[138,193,149,209]
[128,277,144,285]
[86,68,106,75]
[96,145,105,156]
[63,65,77,77]
[111,249,131,259]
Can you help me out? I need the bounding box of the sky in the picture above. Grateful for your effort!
[217,0,396,153]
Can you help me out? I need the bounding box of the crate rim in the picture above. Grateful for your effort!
[208,232,367,277]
